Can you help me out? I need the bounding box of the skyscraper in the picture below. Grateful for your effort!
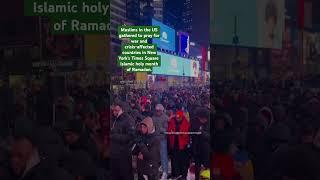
[126,0,140,25]
[140,0,154,25]
[110,0,126,48]
[110,0,127,72]
[164,0,192,33]
[183,0,192,32]
[139,0,164,24]
[127,0,164,25]
[153,0,164,21]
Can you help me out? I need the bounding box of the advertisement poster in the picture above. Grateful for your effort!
[303,31,320,64]
[41,18,83,63]
[257,0,285,49]
[211,0,284,49]
[179,32,190,54]
[152,52,199,77]
[271,26,297,79]
[153,52,184,76]
[189,60,200,77]
[152,19,176,52]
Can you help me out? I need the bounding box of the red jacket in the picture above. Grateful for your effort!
[168,115,190,150]
[212,153,242,180]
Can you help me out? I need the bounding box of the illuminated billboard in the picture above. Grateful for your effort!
[179,32,190,54]
[152,19,176,52]
[189,60,200,77]
[152,52,199,77]
[211,0,285,49]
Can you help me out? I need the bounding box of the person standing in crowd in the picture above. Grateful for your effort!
[191,108,211,180]
[168,110,190,179]
[211,131,240,180]
[152,104,169,180]
[10,134,72,180]
[110,101,135,180]
[62,150,97,180]
[135,117,160,180]
[63,119,99,163]
[142,103,153,117]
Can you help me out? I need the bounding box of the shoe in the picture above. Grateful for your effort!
[160,172,168,180]
[170,175,183,180]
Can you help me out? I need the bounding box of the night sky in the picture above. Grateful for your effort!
[191,0,210,46]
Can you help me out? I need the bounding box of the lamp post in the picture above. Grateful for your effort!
[182,65,185,87]
[232,15,240,79]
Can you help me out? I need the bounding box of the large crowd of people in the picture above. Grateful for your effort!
[0,83,110,180]
[0,77,320,180]
[110,86,211,180]
[211,79,320,180]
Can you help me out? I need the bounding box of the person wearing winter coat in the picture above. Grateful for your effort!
[63,119,99,162]
[62,150,98,180]
[136,117,161,180]
[152,104,169,180]
[211,131,240,180]
[10,135,72,180]
[110,101,135,180]
[168,110,191,179]
[191,108,210,180]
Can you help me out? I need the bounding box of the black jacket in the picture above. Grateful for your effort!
[68,133,99,163]
[191,120,210,167]
[137,133,161,177]
[18,158,72,180]
[110,112,135,158]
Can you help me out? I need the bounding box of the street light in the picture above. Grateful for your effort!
[232,15,240,79]
[182,65,185,87]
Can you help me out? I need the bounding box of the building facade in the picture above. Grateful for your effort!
[164,0,192,32]
[110,0,127,73]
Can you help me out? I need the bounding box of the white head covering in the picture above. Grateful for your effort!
[155,104,165,111]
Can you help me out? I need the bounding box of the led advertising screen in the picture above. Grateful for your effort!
[152,19,176,52]
[189,60,200,77]
[152,52,199,77]
[179,32,190,54]
[211,0,285,49]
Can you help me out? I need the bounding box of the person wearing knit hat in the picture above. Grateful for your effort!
[140,117,155,134]
[136,117,161,180]
[153,104,169,180]
[152,104,169,179]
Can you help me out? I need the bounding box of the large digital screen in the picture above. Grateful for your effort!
[189,60,200,77]
[179,32,190,54]
[152,52,199,77]
[211,0,285,49]
[152,19,176,52]
[303,31,320,64]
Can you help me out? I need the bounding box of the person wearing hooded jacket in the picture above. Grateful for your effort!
[168,110,191,179]
[135,117,161,180]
